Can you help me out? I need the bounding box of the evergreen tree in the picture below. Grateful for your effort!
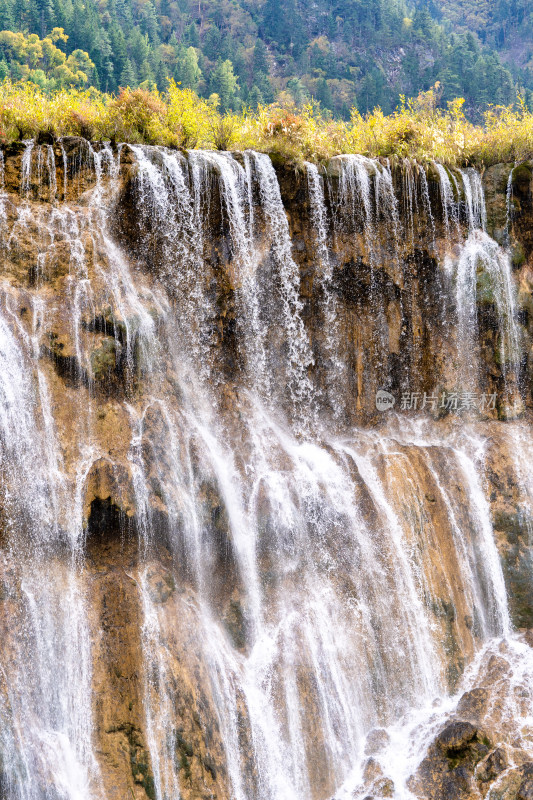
[120,57,137,87]
[184,22,199,48]
[175,46,201,90]
[140,1,159,44]
[0,0,14,29]
[109,24,128,90]
[287,76,306,105]
[203,25,222,61]
[250,39,272,101]
[247,84,263,108]
[253,38,269,75]
[261,0,287,47]
[209,58,239,111]
[315,77,332,109]
[129,28,150,67]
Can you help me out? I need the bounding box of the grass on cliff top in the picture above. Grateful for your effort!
[1,79,533,167]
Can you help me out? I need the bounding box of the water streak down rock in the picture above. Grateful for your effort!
[0,140,532,800]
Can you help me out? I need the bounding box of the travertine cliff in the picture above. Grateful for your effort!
[0,139,532,800]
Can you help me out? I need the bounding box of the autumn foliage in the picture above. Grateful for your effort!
[1,78,533,167]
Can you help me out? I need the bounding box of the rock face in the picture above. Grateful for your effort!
[0,140,532,800]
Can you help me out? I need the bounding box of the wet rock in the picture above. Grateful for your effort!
[41,331,87,385]
[90,335,122,382]
[2,141,533,800]
[411,722,491,800]
[490,764,533,800]
[436,721,481,752]
[358,758,395,800]
[83,457,136,532]
[512,163,533,195]
[364,727,390,755]
[363,756,384,783]
[456,687,489,722]
[146,567,176,604]
[518,777,533,800]
[373,777,394,797]
[476,747,507,783]
[221,589,247,651]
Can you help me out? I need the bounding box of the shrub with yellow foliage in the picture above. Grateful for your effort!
[1,77,533,168]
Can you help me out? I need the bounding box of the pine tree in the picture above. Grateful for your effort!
[247,84,263,107]
[0,0,13,28]
[203,26,222,61]
[141,1,159,45]
[261,0,286,46]
[120,58,137,87]
[315,77,332,109]
[184,23,199,48]
[287,76,306,105]
[109,25,128,90]
[209,58,239,111]
[253,38,269,75]
[176,46,201,90]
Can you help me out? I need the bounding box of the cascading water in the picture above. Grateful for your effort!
[0,139,531,800]
[434,163,459,240]
[439,166,522,397]
[0,299,99,800]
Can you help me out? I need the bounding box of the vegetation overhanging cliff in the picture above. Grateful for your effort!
[4,81,533,167]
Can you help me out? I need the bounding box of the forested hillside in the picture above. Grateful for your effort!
[0,0,529,117]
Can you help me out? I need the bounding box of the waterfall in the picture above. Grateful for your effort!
[460,168,487,232]
[306,161,345,417]
[249,151,316,428]
[418,162,436,249]
[335,154,376,267]
[0,140,531,800]
[451,166,520,391]
[505,166,515,246]
[0,303,100,800]
[434,163,460,242]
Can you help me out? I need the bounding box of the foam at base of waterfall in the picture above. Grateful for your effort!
[332,631,533,800]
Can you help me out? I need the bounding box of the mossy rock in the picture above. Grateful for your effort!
[222,595,247,650]
[175,729,193,780]
[511,241,526,269]
[476,268,495,305]
[126,727,156,800]
[500,546,533,628]
[267,149,299,170]
[489,762,533,800]
[425,161,441,183]
[90,336,121,381]
[94,305,128,341]
[483,162,513,195]
[493,509,528,537]
[497,396,525,419]
[517,285,533,317]
[326,154,376,179]
[448,167,464,201]
[436,722,491,774]
[512,163,533,192]
[146,569,176,604]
